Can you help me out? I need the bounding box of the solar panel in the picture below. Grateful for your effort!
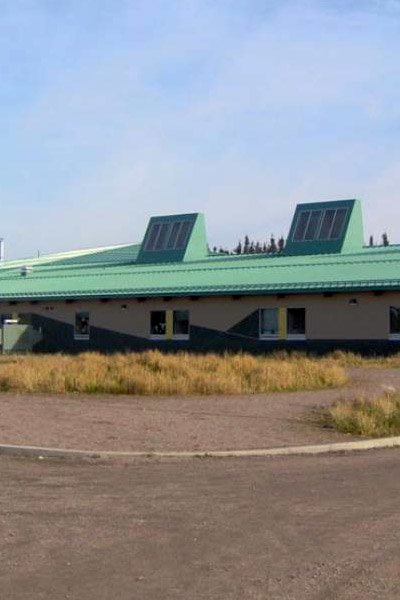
[175,221,192,248]
[318,209,336,239]
[285,199,361,256]
[144,220,193,252]
[292,207,348,242]
[145,223,161,251]
[154,223,169,250]
[329,208,347,239]
[166,221,181,249]
[293,211,311,241]
[304,210,322,240]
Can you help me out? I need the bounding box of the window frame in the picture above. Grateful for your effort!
[286,307,306,340]
[74,311,90,341]
[149,309,190,340]
[389,306,400,341]
[144,220,193,253]
[150,310,167,339]
[292,208,348,243]
[172,310,190,340]
[259,308,279,339]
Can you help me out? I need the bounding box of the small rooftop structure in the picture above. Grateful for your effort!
[285,199,363,256]
[136,213,207,264]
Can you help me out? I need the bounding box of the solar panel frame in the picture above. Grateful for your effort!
[166,221,182,249]
[318,209,336,240]
[144,223,162,251]
[304,210,322,240]
[154,222,170,250]
[329,208,348,239]
[293,211,311,241]
[175,221,192,249]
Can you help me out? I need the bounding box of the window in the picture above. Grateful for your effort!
[389,307,400,339]
[145,223,162,251]
[144,220,193,252]
[150,310,190,339]
[330,208,347,239]
[304,210,322,240]
[75,312,90,340]
[154,223,170,250]
[173,310,189,337]
[293,211,311,241]
[150,311,166,336]
[166,222,182,249]
[260,308,279,337]
[287,308,306,338]
[175,221,192,248]
[293,208,348,242]
[318,209,336,239]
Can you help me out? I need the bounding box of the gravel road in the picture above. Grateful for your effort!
[1,449,399,599]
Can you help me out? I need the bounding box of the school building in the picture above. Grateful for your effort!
[0,198,400,353]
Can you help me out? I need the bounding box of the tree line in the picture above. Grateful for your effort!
[211,231,392,255]
[211,234,286,255]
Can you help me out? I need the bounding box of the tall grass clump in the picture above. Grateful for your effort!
[329,350,400,368]
[326,393,400,437]
[0,351,347,395]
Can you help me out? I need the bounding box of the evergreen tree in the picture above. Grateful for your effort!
[277,236,285,252]
[382,232,389,247]
[255,241,262,253]
[369,235,374,247]
[243,235,250,254]
[234,240,242,254]
[269,235,277,253]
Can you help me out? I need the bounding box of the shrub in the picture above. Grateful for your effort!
[326,393,400,437]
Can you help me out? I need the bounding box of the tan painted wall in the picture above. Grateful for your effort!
[3,292,400,340]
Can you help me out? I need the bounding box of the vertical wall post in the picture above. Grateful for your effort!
[166,310,174,340]
[278,307,287,339]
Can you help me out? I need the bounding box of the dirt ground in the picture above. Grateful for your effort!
[1,449,400,600]
[0,367,399,452]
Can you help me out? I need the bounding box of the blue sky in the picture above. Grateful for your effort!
[1,0,400,258]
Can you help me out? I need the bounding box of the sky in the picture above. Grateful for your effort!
[1,0,400,258]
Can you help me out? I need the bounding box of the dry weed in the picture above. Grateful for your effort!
[0,351,347,395]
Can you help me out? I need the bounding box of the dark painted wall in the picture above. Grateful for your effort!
[23,313,400,356]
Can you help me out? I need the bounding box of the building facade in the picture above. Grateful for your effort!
[1,199,400,354]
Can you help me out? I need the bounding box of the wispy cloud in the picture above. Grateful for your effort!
[0,0,400,257]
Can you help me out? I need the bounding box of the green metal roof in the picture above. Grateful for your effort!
[0,242,400,300]
[0,201,398,301]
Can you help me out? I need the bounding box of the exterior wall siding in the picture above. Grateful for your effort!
[1,291,400,353]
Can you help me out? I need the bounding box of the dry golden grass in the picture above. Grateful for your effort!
[329,350,400,368]
[0,351,347,395]
[326,392,400,437]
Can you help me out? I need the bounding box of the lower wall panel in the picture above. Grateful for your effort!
[25,314,400,355]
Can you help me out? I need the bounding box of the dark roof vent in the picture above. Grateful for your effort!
[20,265,32,277]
